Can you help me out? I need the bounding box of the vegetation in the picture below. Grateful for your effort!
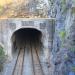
[72,7,75,14]
[59,30,66,40]
[0,5,3,13]
[70,47,75,52]
[71,66,75,72]
[0,45,5,72]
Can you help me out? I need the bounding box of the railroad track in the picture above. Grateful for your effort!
[12,41,44,75]
[12,48,25,75]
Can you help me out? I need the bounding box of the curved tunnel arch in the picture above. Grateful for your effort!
[11,28,43,56]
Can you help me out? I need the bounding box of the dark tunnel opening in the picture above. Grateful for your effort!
[11,28,42,55]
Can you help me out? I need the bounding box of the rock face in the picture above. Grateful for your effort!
[51,0,75,75]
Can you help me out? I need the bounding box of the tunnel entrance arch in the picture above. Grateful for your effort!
[11,28,43,56]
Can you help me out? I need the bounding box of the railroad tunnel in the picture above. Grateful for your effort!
[11,28,42,55]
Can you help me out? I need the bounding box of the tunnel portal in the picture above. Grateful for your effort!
[11,28,42,54]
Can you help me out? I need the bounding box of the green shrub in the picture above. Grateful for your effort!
[71,66,75,72]
[0,45,5,59]
[64,55,69,60]
[0,45,5,72]
[70,47,75,52]
[60,0,67,13]
[72,7,75,14]
[59,31,66,40]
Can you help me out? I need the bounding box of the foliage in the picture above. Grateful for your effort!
[70,47,75,52]
[0,45,5,72]
[60,0,68,13]
[72,7,75,14]
[64,54,69,61]
[0,5,3,13]
[59,31,66,40]
[71,66,75,72]
[0,45,5,59]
